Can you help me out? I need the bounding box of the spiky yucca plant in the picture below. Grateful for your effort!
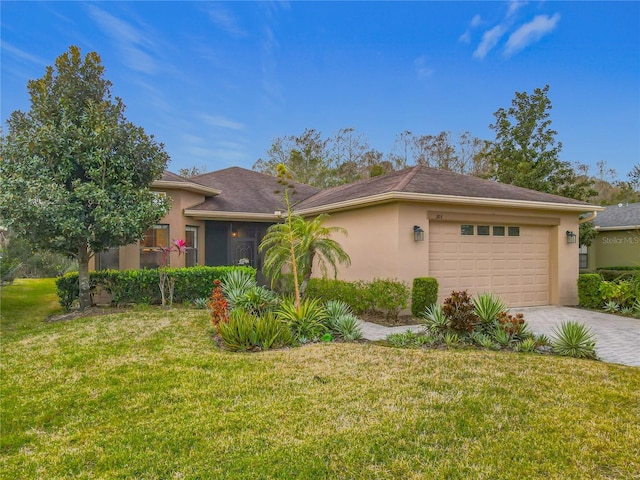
[550,321,597,360]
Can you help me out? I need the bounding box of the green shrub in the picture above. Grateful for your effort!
[550,321,597,360]
[411,277,438,317]
[596,268,639,281]
[600,280,635,308]
[305,278,370,314]
[577,273,602,309]
[367,278,410,321]
[55,266,256,309]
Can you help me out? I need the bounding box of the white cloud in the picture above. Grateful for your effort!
[507,1,527,18]
[205,4,247,37]
[414,56,434,78]
[86,5,158,74]
[199,114,245,131]
[504,13,561,57]
[473,25,507,59]
[1,41,47,65]
[459,14,482,44]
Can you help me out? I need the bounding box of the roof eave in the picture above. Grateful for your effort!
[184,209,280,222]
[595,225,640,231]
[153,180,222,196]
[294,192,602,216]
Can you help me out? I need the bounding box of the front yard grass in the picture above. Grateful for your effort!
[1,280,639,479]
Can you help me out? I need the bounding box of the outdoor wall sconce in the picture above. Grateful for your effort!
[413,225,425,242]
[566,230,577,244]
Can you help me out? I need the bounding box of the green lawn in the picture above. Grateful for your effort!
[1,280,639,479]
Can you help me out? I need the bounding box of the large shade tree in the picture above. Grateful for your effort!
[484,85,594,201]
[0,46,170,310]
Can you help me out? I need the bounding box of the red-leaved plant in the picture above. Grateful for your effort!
[208,279,229,331]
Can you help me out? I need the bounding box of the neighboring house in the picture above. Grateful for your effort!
[583,203,640,270]
[94,165,599,307]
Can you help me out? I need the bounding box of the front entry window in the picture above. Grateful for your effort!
[140,224,169,268]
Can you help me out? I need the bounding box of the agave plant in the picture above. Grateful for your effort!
[331,313,362,341]
[192,297,209,309]
[515,337,536,353]
[602,301,619,313]
[473,293,507,325]
[492,327,512,348]
[619,306,634,316]
[221,270,257,308]
[324,300,354,330]
[421,304,449,331]
[550,321,597,360]
[235,286,280,316]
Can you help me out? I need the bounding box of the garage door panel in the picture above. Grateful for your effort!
[429,222,549,307]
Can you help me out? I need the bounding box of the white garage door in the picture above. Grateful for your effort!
[429,222,549,307]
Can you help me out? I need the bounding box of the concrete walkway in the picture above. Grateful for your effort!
[360,306,640,367]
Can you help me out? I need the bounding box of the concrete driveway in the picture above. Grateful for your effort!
[511,306,640,367]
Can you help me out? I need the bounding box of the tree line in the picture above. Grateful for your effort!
[250,85,638,206]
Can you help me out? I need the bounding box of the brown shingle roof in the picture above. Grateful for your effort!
[187,167,320,214]
[161,171,189,182]
[296,165,592,210]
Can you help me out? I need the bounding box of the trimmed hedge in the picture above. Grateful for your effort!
[596,268,639,282]
[411,277,439,317]
[56,266,256,309]
[305,278,370,314]
[304,277,410,319]
[577,273,603,309]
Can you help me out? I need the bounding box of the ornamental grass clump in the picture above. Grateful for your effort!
[550,321,597,360]
[218,309,293,352]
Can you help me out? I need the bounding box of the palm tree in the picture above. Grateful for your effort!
[260,213,351,305]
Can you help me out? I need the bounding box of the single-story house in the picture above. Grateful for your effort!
[582,202,640,270]
[94,165,599,307]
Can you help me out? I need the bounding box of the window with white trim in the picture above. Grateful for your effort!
[185,226,199,267]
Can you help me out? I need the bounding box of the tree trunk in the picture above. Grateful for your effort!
[78,243,91,311]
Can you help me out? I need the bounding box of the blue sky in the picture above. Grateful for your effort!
[2,1,638,180]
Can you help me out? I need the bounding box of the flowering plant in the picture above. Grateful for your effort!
[159,238,187,306]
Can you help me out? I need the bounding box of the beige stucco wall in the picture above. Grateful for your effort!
[320,201,581,306]
[589,230,640,269]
